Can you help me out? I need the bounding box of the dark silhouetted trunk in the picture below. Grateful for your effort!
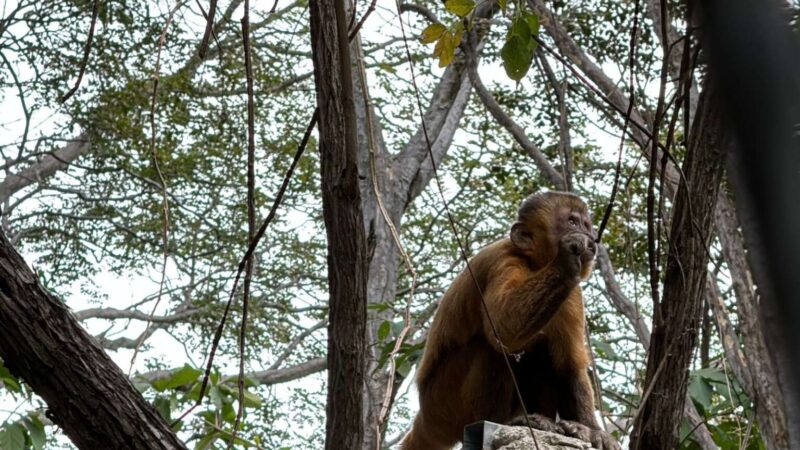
[630,79,729,449]
[701,0,800,446]
[0,231,186,450]
[308,1,369,449]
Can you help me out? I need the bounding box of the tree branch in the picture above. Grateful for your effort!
[0,229,186,449]
[137,357,327,386]
[465,43,566,190]
[0,133,90,203]
[74,306,199,323]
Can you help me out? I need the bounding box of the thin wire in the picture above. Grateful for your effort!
[350,25,418,450]
[391,6,541,449]
[595,0,642,243]
[229,0,256,445]
[128,0,186,376]
[171,110,318,427]
[173,0,380,428]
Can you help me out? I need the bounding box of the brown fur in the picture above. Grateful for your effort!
[402,192,619,450]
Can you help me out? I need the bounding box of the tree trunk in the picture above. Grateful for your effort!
[0,231,186,450]
[714,193,789,449]
[630,79,729,449]
[701,0,800,445]
[347,9,481,447]
[308,1,369,449]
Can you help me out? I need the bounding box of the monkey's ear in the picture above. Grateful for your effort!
[510,222,534,250]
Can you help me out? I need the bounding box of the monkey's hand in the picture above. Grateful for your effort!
[556,232,597,277]
[559,420,620,450]
[507,413,565,434]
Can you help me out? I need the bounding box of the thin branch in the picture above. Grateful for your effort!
[172,109,318,426]
[0,135,90,204]
[464,43,566,190]
[137,357,327,386]
[352,22,418,449]
[231,1,257,441]
[348,0,377,40]
[75,307,199,323]
[128,0,185,376]
[268,320,327,371]
[61,0,100,103]
[595,0,641,242]
[197,0,218,59]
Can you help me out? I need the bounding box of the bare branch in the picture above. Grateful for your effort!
[0,133,90,203]
[464,43,566,190]
[137,357,327,386]
[705,277,753,392]
[398,3,439,25]
[74,307,199,323]
[61,0,100,103]
[596,246,650,347]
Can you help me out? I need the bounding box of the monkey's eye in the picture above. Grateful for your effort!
[568,218,579,227]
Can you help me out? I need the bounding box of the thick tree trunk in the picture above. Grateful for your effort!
[630,79,729,449]
[0,231,186,450]
[347,9,480,448]
[714,193,789,449]
[308,0,369,449]
[701,0,800,446]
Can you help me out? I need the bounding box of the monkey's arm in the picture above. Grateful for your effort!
[481,232,591,353]
[481,264,579,353]
[558,370,599,427]
[558,370,621,450]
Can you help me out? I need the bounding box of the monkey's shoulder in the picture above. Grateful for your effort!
[471,237,529,267]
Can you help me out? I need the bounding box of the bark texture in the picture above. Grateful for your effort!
[308,0,369,448]
[630,80,728,449]
[0,230,186,450]
[351,4,492,446]
[714,193,789,449]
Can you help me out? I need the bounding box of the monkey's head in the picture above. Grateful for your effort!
[510,191,597,279]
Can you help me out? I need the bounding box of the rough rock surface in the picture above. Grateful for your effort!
[490,425,596,450]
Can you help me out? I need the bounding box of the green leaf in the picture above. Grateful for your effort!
[0,362,21,394]
[210,385,223,409]
[445,0,475,17]
[0,423,25,450]
[378,321,391,341]
[242,389,262,408]
[509,16,532,42]
[154,395,172,421]
[377,63,396,74]
[694,367,727,385]
[194,431,219,450]
[497,0,507,10]
[397,360,412,378]
[523,11,540,36]
[375,341,396,370]
[592,339,619,360]
[688,375,713,414]
[221,400,236,424]
[420,23,446,44]
[153,364,202,391]
[23,415,46,450]
[452,21,464,49]
[501,35,534,81]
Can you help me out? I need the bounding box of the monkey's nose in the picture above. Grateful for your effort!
[586,238,596,255]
